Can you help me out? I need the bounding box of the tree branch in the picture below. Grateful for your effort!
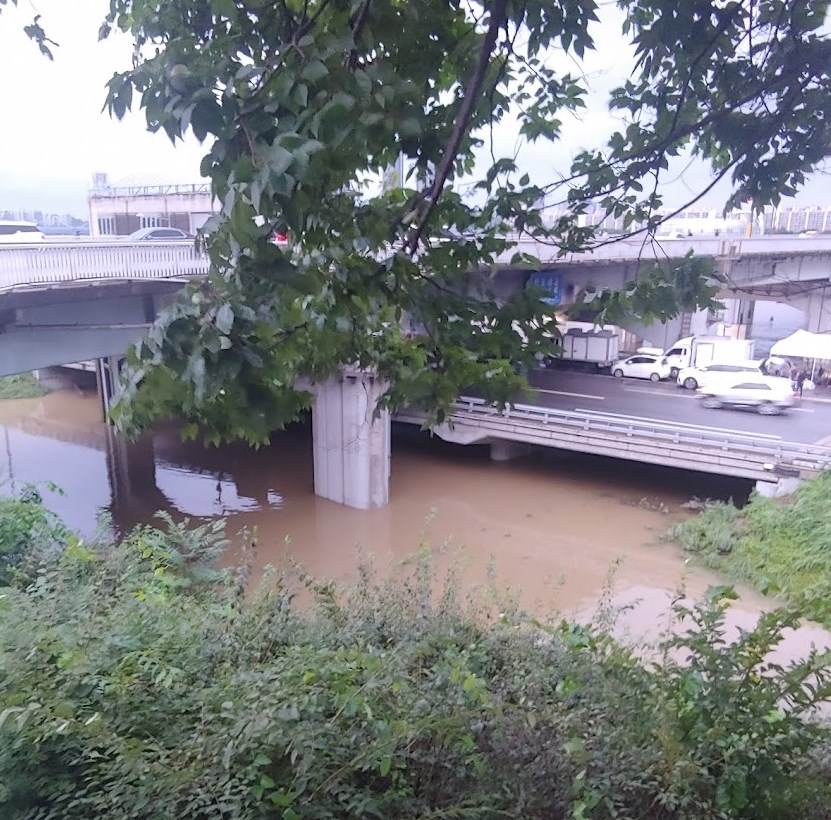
[347,0,372,69]
[404,0,508,255]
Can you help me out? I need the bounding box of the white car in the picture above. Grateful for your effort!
[611,354,670,382]
[0,220,45,244]
[698,377,795,415]
[126,227,193,241]
[676,361,762,390]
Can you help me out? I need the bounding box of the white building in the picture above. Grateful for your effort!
[88,173,217,237]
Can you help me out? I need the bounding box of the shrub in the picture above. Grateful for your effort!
[667,500,742,557]
[0,484,69,586]
[0,516,829,819]
[669,472,831,624]
[0,374,48,401]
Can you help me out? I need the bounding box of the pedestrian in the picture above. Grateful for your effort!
[796,368,807,398]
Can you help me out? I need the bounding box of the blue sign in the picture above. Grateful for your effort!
[528,270,562,305]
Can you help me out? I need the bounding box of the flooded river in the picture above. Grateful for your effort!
[0,386,752,606]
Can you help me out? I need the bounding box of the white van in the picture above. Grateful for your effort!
[0,220,45,244]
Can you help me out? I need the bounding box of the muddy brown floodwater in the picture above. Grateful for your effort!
[2,388,830,660]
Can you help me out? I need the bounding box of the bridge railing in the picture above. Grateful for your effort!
[494,235,831,265]
[4,234,831,291]
[397,396,831,479]
[0,242,210,290]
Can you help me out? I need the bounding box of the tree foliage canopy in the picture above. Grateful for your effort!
[16,0,831,441]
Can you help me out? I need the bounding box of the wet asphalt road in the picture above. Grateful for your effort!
[521,369,831,445]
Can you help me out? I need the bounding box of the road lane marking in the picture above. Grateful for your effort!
[573,408,782,440]
[528,387,605,401]
[791,407,814,413]
[622,386,695,398]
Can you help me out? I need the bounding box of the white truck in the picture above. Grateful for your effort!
[537,323,621,370]
[560,327,620,368]
[662,336,755,379]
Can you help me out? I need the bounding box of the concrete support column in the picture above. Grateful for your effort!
[755,477,802,498]
[312,368,391,509]
[490,440,530,462]
[95,356,122,423]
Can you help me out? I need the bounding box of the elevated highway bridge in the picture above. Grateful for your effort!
[1,236,830,508]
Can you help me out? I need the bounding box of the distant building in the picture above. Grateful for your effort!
[763,204,831,234]
[87,173,216,237]
[655,208,757,237]
[537,197,831,238]
[537,200,759,236]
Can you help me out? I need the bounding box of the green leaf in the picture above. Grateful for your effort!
[301,59,328,84]
[215,304,234,335]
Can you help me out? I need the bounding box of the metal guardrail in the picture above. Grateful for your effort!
[396,396,831,481]
[0,242,210,291]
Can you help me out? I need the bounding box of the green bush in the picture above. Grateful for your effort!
[0,485,69,586]
[669,472,831,624]
[0,374,48,401]
[0,514,830,819]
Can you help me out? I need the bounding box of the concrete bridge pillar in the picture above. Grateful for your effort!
[755,477,802,498]
[94,356,122,423]
[312,368,391,509]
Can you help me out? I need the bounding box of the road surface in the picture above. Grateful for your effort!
[522,369,831,445]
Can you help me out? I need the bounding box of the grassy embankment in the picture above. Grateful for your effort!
[0,373,48,400]
[668,471,831,626]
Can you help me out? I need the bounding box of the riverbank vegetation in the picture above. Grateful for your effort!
[1,491,831,819]
[0,374,47,401]
[668,473,831,627]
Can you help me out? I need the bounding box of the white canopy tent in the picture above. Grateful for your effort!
[770,329,831,360]
[770,330,831,381]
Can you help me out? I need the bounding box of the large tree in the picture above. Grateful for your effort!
[11,0,831,442]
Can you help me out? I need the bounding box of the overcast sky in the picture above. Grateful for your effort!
[0,0,205,214]
[1,0,829,217]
